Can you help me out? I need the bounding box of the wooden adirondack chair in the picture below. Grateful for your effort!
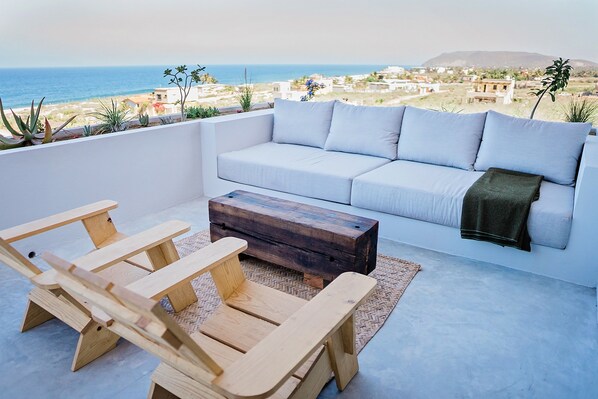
[0,200,198,371]
[43,234,376,399]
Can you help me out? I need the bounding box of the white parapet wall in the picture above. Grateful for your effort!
[0,121,203,254]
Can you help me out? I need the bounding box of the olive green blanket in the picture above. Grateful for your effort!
[461,168,543,252]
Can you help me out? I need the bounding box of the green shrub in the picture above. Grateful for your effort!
[186,106,221,119]
[563,97,598,123]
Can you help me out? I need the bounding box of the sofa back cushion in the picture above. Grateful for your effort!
[474,111,591,185]
[397,107,487,170]
[272,99,335,148]
[324,102,405,159]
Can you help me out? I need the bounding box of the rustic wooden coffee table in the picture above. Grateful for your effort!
[208,190,378,288]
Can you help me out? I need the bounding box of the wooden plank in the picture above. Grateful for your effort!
[212,273,376,399]
[209,205,366,258]
[71,321,120,371]
[28,287,91,332]
[151,363,226,399]
[97,261,151,286]
[209,191,376,244]
[200,305,275,353]
[98,232,154,272]
[210,225,362,281]
[326,316,358,390]
[20,299,55,332]
[288,349,333,399]
[224,280,307,325]
[210,222,357,265]
[0,238,42,279]
[199,304,320,381]
[303,273,325,289]
[81,211,117,248]
[0,200,118,243]
[145,240,198,313]
[72,221,190,273]
[152,362,302,399]
[208,190,379,280]
[126,237,247,301]
[210,256,246,302]
[31,259,149,291]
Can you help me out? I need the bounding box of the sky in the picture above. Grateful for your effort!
[0,0,597,67]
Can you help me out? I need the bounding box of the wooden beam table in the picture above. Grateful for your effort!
[208,190,378,288]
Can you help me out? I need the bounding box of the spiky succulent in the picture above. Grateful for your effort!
[138,113,150,127]
[0,97,76,150]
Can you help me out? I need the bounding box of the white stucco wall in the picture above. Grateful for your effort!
[0,121,203,253]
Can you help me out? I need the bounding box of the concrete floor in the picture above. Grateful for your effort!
[1,198,597,399]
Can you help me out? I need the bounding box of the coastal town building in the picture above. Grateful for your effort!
[332,84,354,93]
[272,81,306,101]
[466,78,515,104]
[380,66,406,76]
[122,95,153,114]
[153,87,199,104]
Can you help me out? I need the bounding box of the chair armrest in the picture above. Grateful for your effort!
[213,272,376,399]
[126,237,247,300]
[72,220,190,273]
[0,200,118,243]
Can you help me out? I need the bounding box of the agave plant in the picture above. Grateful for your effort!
[0,97,76,150]
[92,99,132,133]
[81,125,94,137]
[138,113,150,127]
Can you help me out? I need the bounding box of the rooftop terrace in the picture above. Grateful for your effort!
[0,112,597,398]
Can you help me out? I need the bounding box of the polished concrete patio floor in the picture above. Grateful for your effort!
[1,198,597,398]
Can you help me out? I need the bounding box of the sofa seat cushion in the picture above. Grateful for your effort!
[324,102,405,159]
[272,99,335,148]
[218,142,390,204]
[351,160,573,249]
[397,107,487,170]
[527,181,574,249]
[352,160,483,228]
[474,111,591,185]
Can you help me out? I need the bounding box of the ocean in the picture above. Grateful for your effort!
[0,64,394,109]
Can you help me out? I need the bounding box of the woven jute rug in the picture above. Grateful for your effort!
[165,230,421,353]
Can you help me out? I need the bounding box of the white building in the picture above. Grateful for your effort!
[381,66,406,75]
[272,81,306,101]
[466,79,515,105]
[418,83,441,95]
[332,84,355,93]
[153,87,200,104]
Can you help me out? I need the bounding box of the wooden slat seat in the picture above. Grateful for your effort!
[224,280,307,325]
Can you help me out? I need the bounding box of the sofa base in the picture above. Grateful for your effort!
[204,178,596,288]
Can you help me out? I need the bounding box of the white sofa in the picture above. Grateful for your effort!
[200,100,598,288]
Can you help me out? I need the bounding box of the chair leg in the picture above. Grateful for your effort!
[20,299,55,332]
[326,315,359,391]
[71,321,119,371]
[148,382,179,399]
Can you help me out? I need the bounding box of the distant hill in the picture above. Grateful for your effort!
[423,51,598,69]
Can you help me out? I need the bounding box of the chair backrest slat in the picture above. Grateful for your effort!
[0,238,42,279]
[45,252,223,377]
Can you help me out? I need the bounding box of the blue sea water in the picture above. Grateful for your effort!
[0,64,394,109]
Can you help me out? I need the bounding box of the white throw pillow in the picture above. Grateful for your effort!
[474,111,591,185]
[324,102,405,160]
[272,99,335,148]
[397,106,487,170]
